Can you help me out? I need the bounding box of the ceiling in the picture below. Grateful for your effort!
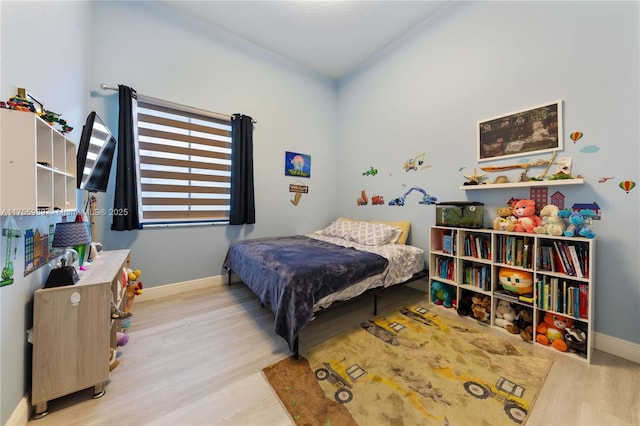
[159,1,451,80]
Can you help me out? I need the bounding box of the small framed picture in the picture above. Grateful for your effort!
[284,151,311,178]
[478,101,563,162]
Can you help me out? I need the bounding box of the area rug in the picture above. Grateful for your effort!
[263,304,553,426]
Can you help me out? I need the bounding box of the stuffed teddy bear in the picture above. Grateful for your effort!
[471,294,491,323]
[494,300,519,334]
[515,308,533,342]
[511,199,542,233]
[493,206,517,231]
[430,281,453,308]
[536,312,573,351]
[534,204,565,236]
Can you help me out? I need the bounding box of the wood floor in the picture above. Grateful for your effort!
[27,282,639,426]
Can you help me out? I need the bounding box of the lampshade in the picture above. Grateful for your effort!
[52,221,91,248]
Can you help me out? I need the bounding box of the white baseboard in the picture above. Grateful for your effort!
[7,395,29,426]
[594,332,640,364]
[137,275,227,301]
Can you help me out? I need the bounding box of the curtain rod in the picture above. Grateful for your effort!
[100,83,256,123]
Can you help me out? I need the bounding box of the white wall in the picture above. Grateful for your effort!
[90,1,339,287]
[0,2,92,423]
[337,1,639,344]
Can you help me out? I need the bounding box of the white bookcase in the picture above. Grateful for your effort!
[429,225,595,363]
[0,108,77,215]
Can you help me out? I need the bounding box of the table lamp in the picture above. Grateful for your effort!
[45,221,91,288]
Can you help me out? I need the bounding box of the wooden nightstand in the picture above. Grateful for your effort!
[31,249,131,418]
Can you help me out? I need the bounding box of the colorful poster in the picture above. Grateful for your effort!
[285,151,311,178]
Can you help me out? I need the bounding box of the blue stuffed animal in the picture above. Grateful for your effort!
[562,209,595,238]
[431,281,453,308]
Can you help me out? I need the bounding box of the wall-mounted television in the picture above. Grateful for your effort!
[76,111,117,192]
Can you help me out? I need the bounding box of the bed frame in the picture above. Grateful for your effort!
[228,269,428,359]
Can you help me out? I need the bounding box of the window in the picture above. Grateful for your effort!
[135,96,232,225]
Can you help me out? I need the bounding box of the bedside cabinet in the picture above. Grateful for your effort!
[31,249,131,418]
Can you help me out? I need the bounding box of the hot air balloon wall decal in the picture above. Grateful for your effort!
[570,131,584,143]
[619,180,636,193]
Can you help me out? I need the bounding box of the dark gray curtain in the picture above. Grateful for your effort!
[229,114,255,225]
[111,85,141,231]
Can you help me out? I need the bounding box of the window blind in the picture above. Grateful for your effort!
[136,98,232,224]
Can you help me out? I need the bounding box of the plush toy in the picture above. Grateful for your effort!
[471,294,491,323]
[498,268,533,295]
[493,206,517,232]
[116,331,129,346]
[127,267,142,282]
[536,312,573,351]
[109,348,120,372]
[125,282,143,313]
[511,199,542,233]
[515,308,534,342]
[565,326,588,356]
[457,293,473,317]
[560,210,596,238]
[431,281,453,308]
[494,300,519,334]
[534,204,565,236]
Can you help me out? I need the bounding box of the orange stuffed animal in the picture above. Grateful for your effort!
[124,282,143,313]
[536,312,573,351]
[512,199,542,233]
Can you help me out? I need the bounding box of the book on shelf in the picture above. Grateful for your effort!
[505,237,513,265]
[579,244,589,278]
[568,245,584,278]
[572,286,580,318]
[442,234,453,254]
[484,238,491,260]
[543,280,550,310]
[437,257,455,280]
[537,246,551,271]
[496,235,504,263]
[548,246,556,272]
[579,283,589,319]
[535,276,587,319]
[468,234,474,257]
[552,241,572,275]
[522,242,530,269]
[515,239,524,266]
[561,242,577,276]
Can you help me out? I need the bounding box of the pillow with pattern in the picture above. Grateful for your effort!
[348,221,396,246]
[370,220,411,244]
[321,220,356,239]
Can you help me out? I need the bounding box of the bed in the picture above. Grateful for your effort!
[223,219,425,358]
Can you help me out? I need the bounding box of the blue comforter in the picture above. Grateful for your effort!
[223,235,389,351]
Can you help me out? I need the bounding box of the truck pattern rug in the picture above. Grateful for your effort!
[263,304,553,425]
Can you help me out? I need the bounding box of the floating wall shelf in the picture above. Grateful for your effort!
[459,178,584,191]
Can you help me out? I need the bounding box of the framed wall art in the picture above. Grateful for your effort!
[284,151,311,178]
[477,100,563,162]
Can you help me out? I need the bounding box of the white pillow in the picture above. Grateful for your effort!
[321,220,355,239]
[348,222,395,246]
[387,227,403,244]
